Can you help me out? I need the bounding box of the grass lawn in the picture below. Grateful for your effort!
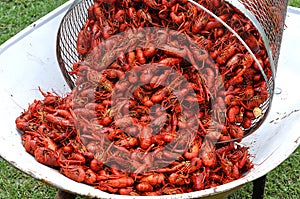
[289,0,300,7]
[0,0,299,198]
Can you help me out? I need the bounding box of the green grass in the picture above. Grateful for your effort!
[289,0,300,8]
[0,0,299,198]
[0,160,57,199]
[229,149,300,199]
[0,0,68,43]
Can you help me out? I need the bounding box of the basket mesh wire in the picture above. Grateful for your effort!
[57,0,288,89]
[56,0,288,140]
[226,0,289,131]
[232,0,289,71]
[56,0,93,88]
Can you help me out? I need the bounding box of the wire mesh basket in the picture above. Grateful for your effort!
[56,0,288,143]
[56,0,92,88]
[235,0,288,71]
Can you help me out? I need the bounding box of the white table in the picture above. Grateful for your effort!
[0,1,299,198]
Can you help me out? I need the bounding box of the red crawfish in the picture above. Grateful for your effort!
[106,176,135,188]
[61,165,86,183]
[140,173,165,186]
[76,22,92,56]
[143,0,161,9]
[34,147,60,167]
[136,182,154,192]
[192,10,209,34]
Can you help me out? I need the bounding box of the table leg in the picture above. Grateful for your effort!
[54,189,77,199]
[252,175,267,199]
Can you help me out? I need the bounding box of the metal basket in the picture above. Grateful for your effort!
[234,0,288,71]
[56,0,288,141]
[57,0,288,87]
[56,0,93,89]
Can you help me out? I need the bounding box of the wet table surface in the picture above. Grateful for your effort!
[0,1,299,198]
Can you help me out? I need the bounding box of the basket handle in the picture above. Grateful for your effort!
[68,0,83,12]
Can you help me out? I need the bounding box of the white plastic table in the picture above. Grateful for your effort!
[0,1,299,199]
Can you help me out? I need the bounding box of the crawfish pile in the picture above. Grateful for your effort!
[15,0,274,196]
